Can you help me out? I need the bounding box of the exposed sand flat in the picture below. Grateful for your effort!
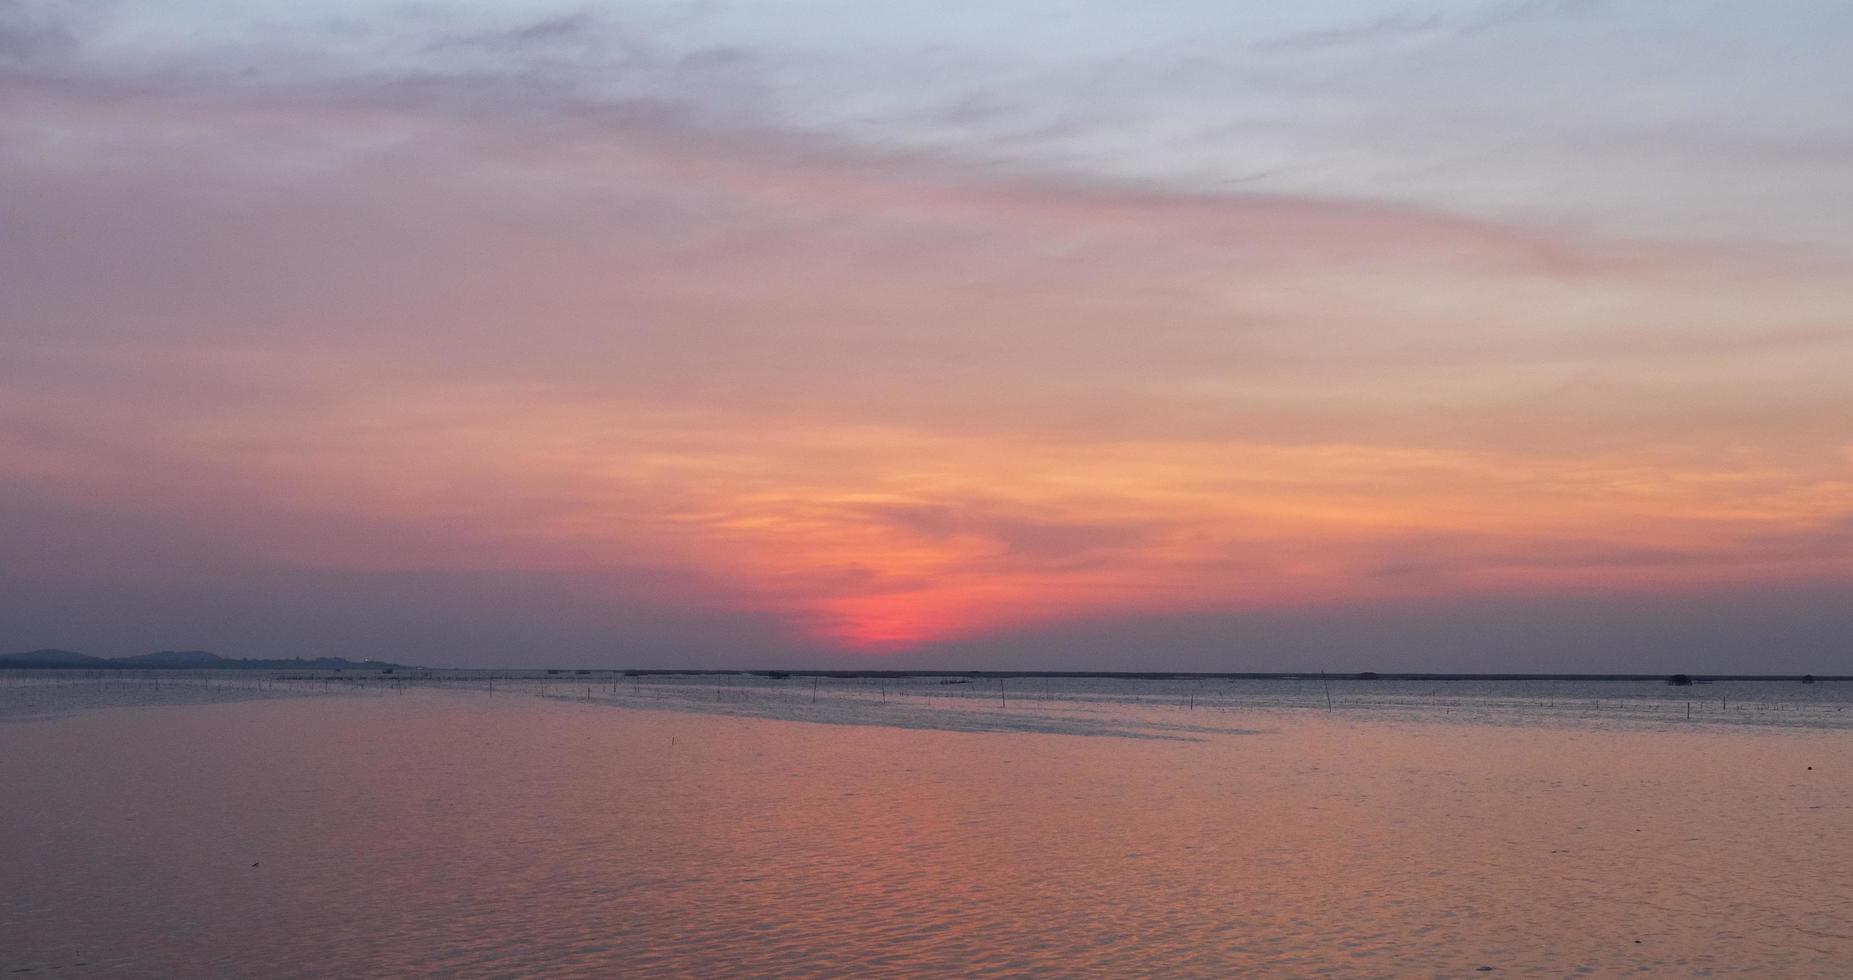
[539,673,1853,736]
[8,671,1848,733]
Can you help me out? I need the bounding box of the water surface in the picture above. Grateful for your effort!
[2,678,1849,976]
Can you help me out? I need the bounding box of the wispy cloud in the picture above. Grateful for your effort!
[430,10,604,52]
[0,0,79,61]
[1258,13,1447,51]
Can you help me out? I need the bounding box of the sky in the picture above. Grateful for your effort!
[2,0,1850,671]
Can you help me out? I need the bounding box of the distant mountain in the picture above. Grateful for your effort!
[0,649,407,671]
[0,649,105,667]
[119,650,225,666]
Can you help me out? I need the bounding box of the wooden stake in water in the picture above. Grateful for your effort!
[1321,672,1333,712]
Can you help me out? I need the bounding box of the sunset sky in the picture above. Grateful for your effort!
[3,0,1850,670]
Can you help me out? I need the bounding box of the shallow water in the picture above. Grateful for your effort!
[3,680,1850,976]
[0,672,327,723]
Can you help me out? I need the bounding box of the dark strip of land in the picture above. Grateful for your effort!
[555,669,1848,683]
[6,649,1841,683]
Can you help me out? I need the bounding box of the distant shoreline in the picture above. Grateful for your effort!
[0,651,404,672]
[4,652,1841,683]
[566,669,1849,683]
[268,666,1853,683]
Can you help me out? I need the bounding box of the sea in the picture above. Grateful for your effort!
[3,670,1849,976]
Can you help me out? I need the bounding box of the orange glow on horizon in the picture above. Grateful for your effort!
[7,90,1848,660]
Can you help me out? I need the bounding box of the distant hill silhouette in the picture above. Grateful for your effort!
[0,649,405,670]
[118,650,227,667]
[0,649,105,667]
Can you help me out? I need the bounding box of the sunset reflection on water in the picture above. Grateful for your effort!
[3,687,1850,976]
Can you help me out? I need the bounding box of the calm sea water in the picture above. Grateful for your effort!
[3,675,1850,976]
